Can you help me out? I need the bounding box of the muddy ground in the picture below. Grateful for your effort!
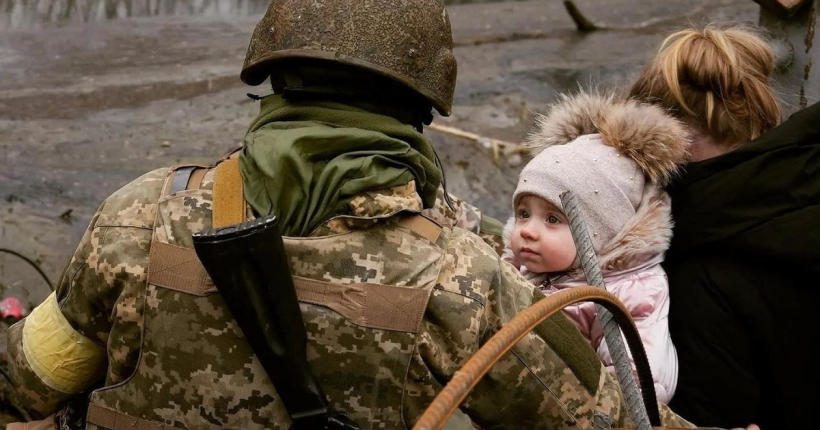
[0,0,759,426]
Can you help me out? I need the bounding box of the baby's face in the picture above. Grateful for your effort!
[511,195,577,274]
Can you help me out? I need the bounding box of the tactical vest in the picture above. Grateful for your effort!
[85,155,449,429]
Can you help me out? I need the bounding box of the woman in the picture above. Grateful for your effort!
[629,24,820,429]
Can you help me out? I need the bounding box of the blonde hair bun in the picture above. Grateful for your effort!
[630,24,781,144]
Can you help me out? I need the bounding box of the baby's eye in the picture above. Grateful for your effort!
[517,209,530,219]
[547,215,561,224]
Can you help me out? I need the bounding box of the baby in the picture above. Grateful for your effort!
[504,92,690,403]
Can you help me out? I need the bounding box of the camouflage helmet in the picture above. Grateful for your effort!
[240,0,457,116]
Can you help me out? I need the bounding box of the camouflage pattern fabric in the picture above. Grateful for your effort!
[423,187,505,256]
[7,162,699,429]
[0,357,30,427]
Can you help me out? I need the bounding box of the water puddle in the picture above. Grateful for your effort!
[1,0,523,30]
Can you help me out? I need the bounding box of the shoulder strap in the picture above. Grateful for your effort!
[159,146,245,225]
[212,153,246,228]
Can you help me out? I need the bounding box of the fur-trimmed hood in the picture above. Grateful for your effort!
[505,91,689,277]
[524,91,690,186]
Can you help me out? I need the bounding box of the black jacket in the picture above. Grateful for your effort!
[664,102,820,429]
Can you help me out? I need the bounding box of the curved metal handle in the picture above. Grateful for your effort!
[412,286,659,430]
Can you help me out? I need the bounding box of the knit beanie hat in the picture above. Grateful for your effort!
[513,92,690,253]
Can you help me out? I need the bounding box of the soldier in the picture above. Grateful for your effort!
[6,1,730,429]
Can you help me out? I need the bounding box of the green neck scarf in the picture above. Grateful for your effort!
[239,95,441,237]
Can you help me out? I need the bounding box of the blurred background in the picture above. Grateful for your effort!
[4,0,818,426]
[1,4,816,425]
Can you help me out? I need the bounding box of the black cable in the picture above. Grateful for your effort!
[0,248,54,292]
[433,150,456,212]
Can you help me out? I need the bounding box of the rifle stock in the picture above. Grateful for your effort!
[192,215,359,430]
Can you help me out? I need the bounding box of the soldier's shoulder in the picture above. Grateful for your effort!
[95,167,172,228]
[437,226,503,302]
[448,226,503,273]
[446,225,498,255]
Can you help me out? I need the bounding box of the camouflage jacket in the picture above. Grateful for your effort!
[7,162,694,429]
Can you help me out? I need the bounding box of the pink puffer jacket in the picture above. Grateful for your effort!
[538,259,677,403]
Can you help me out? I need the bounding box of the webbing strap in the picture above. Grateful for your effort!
[397,214,441,243]
[187,167,207,191]
[169,166,196,195]
[293,276,431,333]
[147,241,214,295]
[162,165,210,196]
[212,155,245,228]
[145,243,430,334]
[86,403,185,430]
